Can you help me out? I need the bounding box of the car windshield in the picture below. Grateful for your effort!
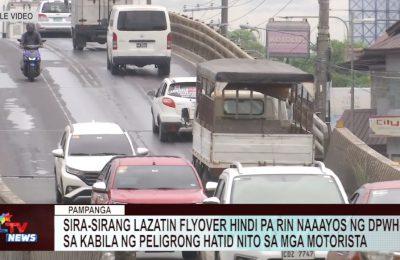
[368,189,400,203]
[224,99,264,115]
[168,83,196,99]
[113,165,200,190]
[117,11,167,31]
[68,134,132,156]
[230,174,344,204]
[41,2,70,13]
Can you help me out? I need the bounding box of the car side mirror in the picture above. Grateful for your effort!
[136,147,149,156]
[17,39,21,42]
[203,197,220,204]
[52,148,64,158]
[147,90,156,97]
[205,182,218,192]
[181,108,190,123]
[92,182,107,193]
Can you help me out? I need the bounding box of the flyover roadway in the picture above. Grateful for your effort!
[0,36,196,259]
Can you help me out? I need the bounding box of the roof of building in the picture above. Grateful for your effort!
[337,109,386,146]
[365,21,400,53]
[340,21,400,70]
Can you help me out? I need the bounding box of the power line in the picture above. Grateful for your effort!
[204,0,246,21]
[228,0,268,24]
[256,0,294,27]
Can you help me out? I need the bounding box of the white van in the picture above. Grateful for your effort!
[107,5,171,75]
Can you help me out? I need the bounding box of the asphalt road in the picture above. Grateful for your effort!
[0,36,196,260]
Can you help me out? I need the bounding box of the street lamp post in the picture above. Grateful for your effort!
[280,15,355,130]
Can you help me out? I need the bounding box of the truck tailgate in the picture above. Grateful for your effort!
[193,122,314,168]
[212,133,314,166]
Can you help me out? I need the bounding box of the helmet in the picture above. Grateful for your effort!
[26,23,35,33]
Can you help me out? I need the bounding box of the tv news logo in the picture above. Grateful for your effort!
[0,212,38,243]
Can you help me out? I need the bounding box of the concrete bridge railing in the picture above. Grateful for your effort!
[325,127,400,195]
[169,12,253,61]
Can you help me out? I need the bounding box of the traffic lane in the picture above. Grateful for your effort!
[0,39,69,202]
[44,38,195,160]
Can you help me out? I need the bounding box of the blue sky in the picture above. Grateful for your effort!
[148,0,349,42]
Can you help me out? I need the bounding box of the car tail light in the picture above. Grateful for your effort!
[162,97,175,108]
[167,33,172,50]
[349,252,362,260]
[38,13,49,22]
[112,32,117,50]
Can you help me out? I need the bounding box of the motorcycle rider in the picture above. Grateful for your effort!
[20,23,42,70]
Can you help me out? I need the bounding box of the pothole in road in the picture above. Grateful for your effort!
[4,98,35,130]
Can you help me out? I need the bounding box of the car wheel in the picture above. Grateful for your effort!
[152,114,158,134]
[158,63,170,76]
[158,121,168,142]
[54,168,62,204]
[182,251,198,260]
[201,167,210,187]
[107,55,111,71]
[111,60,119,75]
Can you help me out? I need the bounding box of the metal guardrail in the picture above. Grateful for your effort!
[313,114,329,158]
[169,12,252,60]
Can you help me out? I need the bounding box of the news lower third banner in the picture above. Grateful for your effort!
[1,205,400,251]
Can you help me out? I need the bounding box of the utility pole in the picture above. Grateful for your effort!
[221,0,228,36]
[146,0,151,4]
[315,0,330,122]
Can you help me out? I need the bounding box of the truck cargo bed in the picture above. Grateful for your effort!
[193,121,314,169]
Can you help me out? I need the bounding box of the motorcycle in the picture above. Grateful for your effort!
[17,39,46,82]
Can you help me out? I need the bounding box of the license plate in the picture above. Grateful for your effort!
[136,42,147,48]
[282,251,315,259]
[53,17,63,22]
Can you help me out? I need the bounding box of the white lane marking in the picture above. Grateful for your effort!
[41,73,72,126]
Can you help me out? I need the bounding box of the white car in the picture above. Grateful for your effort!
[203,162,349,260]
[148,77,197,142]
[107,5,171,75]
[52,122,148,204]
[37,0,71,33]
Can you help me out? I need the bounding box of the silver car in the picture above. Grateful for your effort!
[37,0,71,33]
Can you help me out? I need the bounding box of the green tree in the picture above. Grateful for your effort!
[228,29,266,58]
[288,40,370,88]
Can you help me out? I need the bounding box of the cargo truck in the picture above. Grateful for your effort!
[190,58,329,183]
[70,0,135,50]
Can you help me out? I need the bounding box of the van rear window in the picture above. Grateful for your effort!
[117,11,167,31]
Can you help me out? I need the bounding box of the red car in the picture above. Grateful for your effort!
[327,180,400,260]
[91,156,206,204]
[349,180,400,204]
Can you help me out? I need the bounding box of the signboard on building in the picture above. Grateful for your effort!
[370,116,400,136]
[266,19,310,58]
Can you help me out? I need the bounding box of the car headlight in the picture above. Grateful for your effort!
[365,252,393,260]
[66,166,83,176]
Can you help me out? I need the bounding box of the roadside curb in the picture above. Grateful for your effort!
[0,178,25,204]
